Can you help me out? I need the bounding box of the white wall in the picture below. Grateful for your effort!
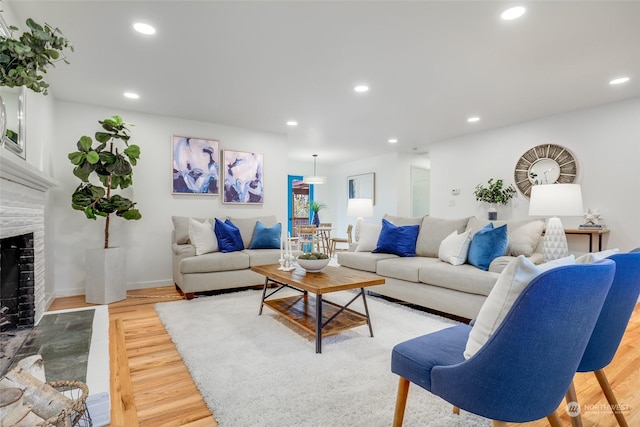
[51,101,288,296]
[311,152,431,240]
[429,97,640,253]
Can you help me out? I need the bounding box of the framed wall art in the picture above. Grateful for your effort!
[172,136,220,195]
[222,150,264,204]
[347,173,375,204]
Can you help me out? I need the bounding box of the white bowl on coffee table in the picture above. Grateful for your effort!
[296,257,330,272]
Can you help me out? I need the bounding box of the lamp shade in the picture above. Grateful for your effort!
[347,198,373,218]
[528,184,583,217]
[303,154,326,185]
[302,175,326,184]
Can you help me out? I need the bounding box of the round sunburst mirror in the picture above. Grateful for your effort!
[514,144,577,197]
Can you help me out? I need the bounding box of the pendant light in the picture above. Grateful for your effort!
[303,154,326,184]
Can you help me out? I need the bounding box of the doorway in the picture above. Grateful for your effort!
[287,175,315,236]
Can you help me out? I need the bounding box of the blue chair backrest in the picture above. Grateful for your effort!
[578,251,640,372]
[430,260,616,423]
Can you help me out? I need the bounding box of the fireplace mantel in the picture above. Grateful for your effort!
[0,149,58,191]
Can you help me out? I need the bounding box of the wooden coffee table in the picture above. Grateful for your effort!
[251,264,385,353]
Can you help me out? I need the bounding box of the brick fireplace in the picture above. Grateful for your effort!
[0,151,57,326]
[0,232,35,330]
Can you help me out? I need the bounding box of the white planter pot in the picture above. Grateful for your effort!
[85,247,127,304]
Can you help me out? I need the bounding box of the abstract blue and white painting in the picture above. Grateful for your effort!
[172,136,220,195]
[222,150,264,204]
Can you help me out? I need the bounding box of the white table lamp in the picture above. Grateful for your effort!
[529,184,584,261]
[347,198,374,242]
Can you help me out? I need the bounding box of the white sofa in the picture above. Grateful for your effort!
[172,215,295,298]
[337,215,544,319]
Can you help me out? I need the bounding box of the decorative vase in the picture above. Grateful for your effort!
[85,247,127,304]
[312,211,320,226]
[487,204,498,221]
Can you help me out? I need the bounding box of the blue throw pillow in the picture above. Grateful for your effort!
[249,221,282,249]
[214,218,245,253]
[372,219,420,257]
[467,223,508,270]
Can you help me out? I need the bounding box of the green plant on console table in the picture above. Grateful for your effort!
[298,252,329,260]
[473,178,516,205]
[0,17,73,95]
[68,115,142,249]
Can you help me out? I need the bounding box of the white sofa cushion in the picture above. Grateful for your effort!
[464,254,575,359]
[228,215,278,248]
[172,215,210,244]
[383,214,424,226]
[355,222,382,252]
[438,230,471,266]
[337,251,396,273]
[415,216,471,257]
[188,218,218,255]
[576,248,619,263]
[376,257,440,282]
[419,262,499,297]
[466,217,545,257]
[180,251,250,274]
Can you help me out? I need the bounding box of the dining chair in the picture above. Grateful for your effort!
[566,249,640,427]
[391,260,616,427]
[297,225,318,253]
[317,223,333,254]
[329,224,353,257]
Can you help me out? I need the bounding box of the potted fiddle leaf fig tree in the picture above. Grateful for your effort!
[68,115,141,304]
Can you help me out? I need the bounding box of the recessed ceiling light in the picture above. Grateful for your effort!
[354,85,369,93]
[501,6,526,20]
[286,120,298,126]
[609,76,630,85]
[124,92,140,99]
[388,139,398,144]
[467,116,480,123]
[133,22,156,35]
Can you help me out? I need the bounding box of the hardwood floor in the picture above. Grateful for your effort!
[48,287,639,427]
[49,287,217,427]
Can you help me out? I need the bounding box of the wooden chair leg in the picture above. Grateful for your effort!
[594,369,629,427]
[453,405,460,415]
[393,377,410,427]
[565,380,583,427]
[492,421,507,427]
[547,410,564,427]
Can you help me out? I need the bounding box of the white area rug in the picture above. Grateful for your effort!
[155,290,490,427]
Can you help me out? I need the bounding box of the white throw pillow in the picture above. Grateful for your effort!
[355,222,382,252]
[188,218,218,255]
[575,248,619,264]
[464,254,575,359]
[507,219,545,256]
[438,230,471,266]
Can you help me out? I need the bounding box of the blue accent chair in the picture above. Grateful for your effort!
[391,261,616,427]
[566,250,640,427]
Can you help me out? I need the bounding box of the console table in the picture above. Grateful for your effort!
[564,228,610,252]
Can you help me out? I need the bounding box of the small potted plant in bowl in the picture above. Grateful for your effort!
[473,178,516,220]
[297,252,330,272]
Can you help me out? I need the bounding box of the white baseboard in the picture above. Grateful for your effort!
[54,278,175,298]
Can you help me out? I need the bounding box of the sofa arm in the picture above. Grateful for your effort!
[173,242,196,259]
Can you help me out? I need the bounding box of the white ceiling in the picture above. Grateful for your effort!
[7,1,640,164]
